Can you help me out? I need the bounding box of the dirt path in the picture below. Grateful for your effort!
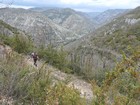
[0,44,94,101]
[26,57,94,100]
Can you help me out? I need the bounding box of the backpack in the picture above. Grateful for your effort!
[32,53,38,60]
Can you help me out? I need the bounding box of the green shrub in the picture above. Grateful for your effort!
[91,49,140,105]
[0,34,33,54]
[37,45,72,73]
[12,34,33,54]
[0,49,85,105]
[46,82,86,105]
[0,20,19,34]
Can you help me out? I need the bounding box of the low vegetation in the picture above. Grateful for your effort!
[0,20,19,34]
[0,18,139,104]
[0,49,86,105]
[0,34,33,54]
[37,45,72,73]
[0,34,76,75]
[1,41,139,105]
[91,48,140,105]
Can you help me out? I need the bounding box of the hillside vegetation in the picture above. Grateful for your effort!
[65,6,140,82]
[91,7,140,54]
[91,49,140,105]
[0,40,139,105]
[0,7,140,105]
[0,20,87,104]
[0,47,86,105]
[0,8,95,47]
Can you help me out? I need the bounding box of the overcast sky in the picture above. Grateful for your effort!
[1,0,140,12]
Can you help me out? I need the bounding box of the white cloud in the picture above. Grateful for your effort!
[11,0,140,11]
[22,0,58,4]
[11,5,33,9]
[93,0,140,8]
[14,0,140,7]
[60,0,93,5]
[60,0,140,8]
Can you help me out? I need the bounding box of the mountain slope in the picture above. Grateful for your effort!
[0,20,94,104]
[92,9,129,27]
[0,8,80,46]
[65,6,140,79]
[90,7,140,52]
[34,8,95,36]
[0,19,27,39]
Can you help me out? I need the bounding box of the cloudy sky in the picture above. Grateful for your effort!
[1,0,140,12]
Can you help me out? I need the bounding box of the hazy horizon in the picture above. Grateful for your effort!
[0,0,140,12]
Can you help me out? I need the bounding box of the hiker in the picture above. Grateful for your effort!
[31,52,39,67]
